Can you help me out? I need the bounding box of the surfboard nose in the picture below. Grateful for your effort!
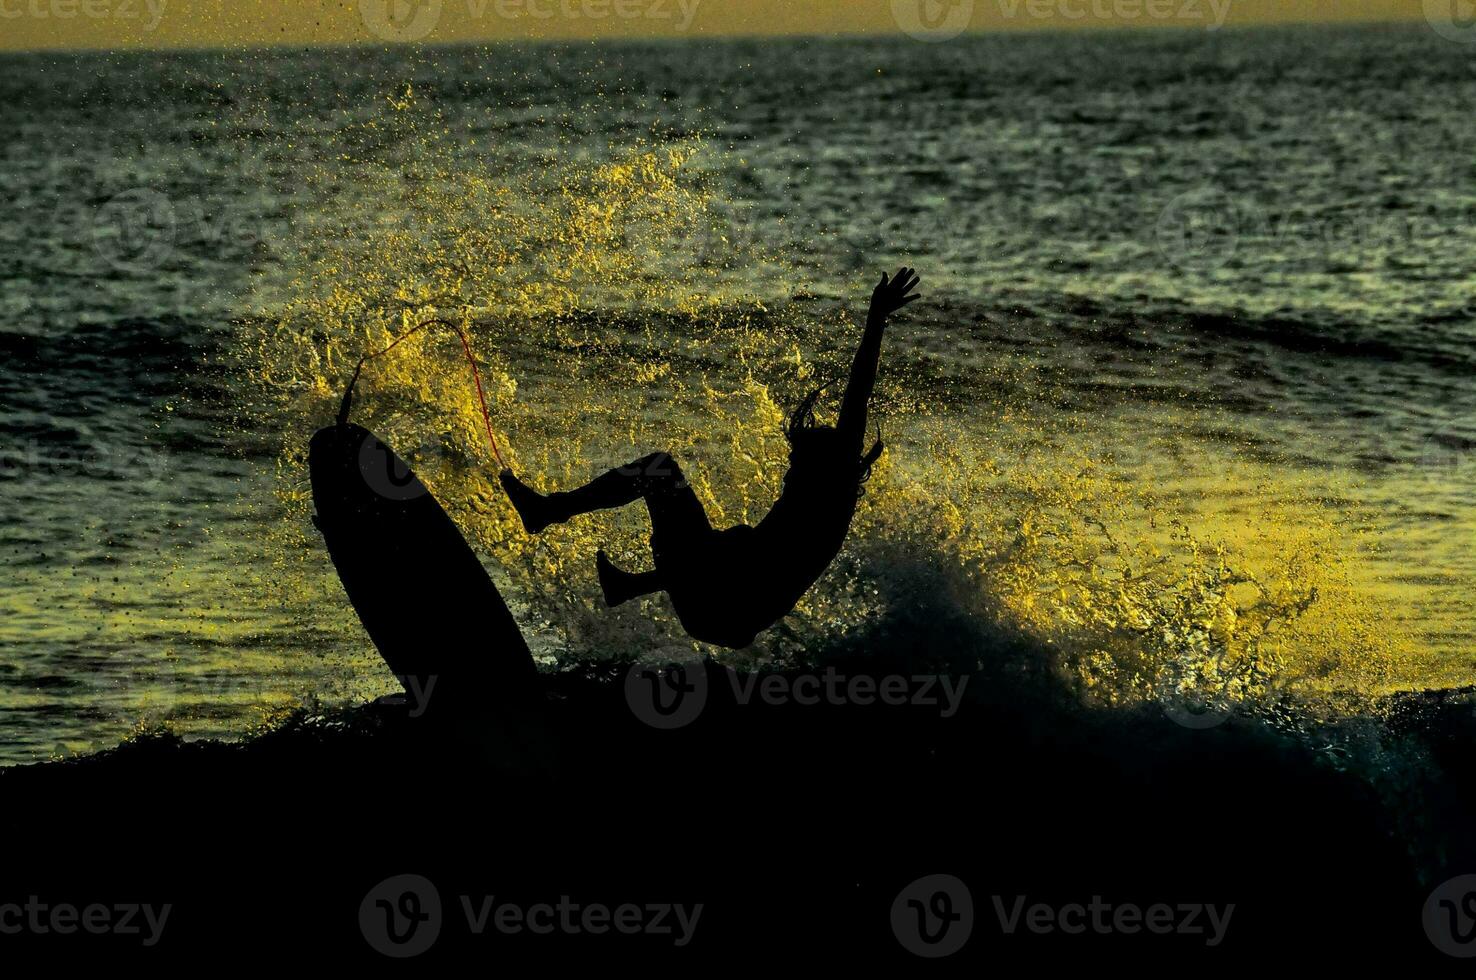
[310,423,433,515]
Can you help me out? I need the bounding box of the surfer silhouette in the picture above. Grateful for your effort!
[499,267,921,649]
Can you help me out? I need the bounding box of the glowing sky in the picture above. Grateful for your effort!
[0,0,1444,51]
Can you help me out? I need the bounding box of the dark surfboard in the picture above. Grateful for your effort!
[309,423,538,712]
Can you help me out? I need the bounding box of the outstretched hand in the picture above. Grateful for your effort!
[870,267,921,319]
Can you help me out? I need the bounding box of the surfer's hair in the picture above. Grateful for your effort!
[785,385,884,496]
[785,385,827,442]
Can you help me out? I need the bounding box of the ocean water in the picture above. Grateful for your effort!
[2,24,1474,765]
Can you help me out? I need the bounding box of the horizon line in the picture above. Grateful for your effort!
[0,16,1435,57]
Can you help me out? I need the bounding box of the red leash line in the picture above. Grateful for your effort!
[347,317,508,471]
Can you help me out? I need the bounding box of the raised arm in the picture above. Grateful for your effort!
[837,267,921,457]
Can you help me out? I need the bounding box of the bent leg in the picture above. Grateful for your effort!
[592,455,713,604]
[558,451,691,517]
[597,549,663,607]
[633,452,713,553]
[501,452,710,537]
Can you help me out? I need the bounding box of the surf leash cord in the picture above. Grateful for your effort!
[336,317,508,471]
